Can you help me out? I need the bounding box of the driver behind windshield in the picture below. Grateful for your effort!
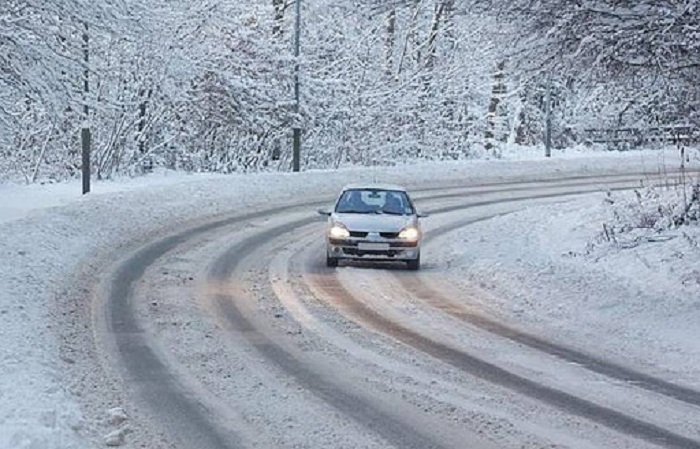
[336,190,413,215]
[383,192,404,215]
[337,190,367,213]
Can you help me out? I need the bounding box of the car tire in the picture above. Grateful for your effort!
[326,256,339,268]
[406,255,420,271]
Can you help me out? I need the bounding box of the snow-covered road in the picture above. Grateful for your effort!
[1,151,699,449]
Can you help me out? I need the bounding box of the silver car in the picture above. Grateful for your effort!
[318,184,427,270]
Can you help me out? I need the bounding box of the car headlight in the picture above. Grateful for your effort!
[329,224,350,239]
[398,226,420,241]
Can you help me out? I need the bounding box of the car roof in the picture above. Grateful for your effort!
[341,183,407,192]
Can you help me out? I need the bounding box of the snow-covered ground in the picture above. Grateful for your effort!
[0,169,233,224]
[436,189,700,384]
[0,145,680,226]
[0,148,697,448]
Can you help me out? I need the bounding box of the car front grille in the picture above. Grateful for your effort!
[347,231,399,239]
[343,248,402,256]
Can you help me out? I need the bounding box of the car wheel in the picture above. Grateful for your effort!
[406,255,420,271]
[326,256,339,268]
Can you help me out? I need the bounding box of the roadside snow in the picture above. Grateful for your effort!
[0,147,685,226]
[439,184,700,385]
[0,149,694,448]
[0,169,230,224]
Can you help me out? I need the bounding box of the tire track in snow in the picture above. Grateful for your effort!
[99,172,695,448]
[305,256,700,449]
[100,203,328,449]
[102,194,480,448]
[395,267,700,409]
[301,187,700,449]
[207,219,464,449]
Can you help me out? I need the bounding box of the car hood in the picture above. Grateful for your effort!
[332,213,416,232]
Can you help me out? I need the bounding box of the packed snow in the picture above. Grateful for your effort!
[0,149,697,448]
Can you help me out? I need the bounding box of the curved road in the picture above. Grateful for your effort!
[95,172,700,449]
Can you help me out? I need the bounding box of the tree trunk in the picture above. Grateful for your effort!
[397,0,422,76]
[425,1,448,71]
[383,7,396,78]
[137,88,152,155]
[272,0,286,36]
[442,0,456,51]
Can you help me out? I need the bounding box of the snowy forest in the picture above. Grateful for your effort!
[1,0,699,182]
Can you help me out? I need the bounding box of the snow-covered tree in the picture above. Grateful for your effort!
[5,0,696,182]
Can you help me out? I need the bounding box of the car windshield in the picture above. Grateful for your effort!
[335,189,414,215]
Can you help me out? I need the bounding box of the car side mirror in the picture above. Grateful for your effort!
[417,212,429,218]
[317,208,332,216]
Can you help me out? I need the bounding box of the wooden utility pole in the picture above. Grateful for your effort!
[81,22,91,194]
[292,0,301,172]
[545,73,552,158]
[485,61,505,151]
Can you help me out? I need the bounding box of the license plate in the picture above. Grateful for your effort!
[358,242,389,251]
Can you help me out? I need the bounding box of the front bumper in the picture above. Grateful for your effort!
[327,237,420,261]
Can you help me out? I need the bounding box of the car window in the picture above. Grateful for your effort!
[335,189,414,215]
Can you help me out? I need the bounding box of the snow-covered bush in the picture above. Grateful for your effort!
[602,178,700,244]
